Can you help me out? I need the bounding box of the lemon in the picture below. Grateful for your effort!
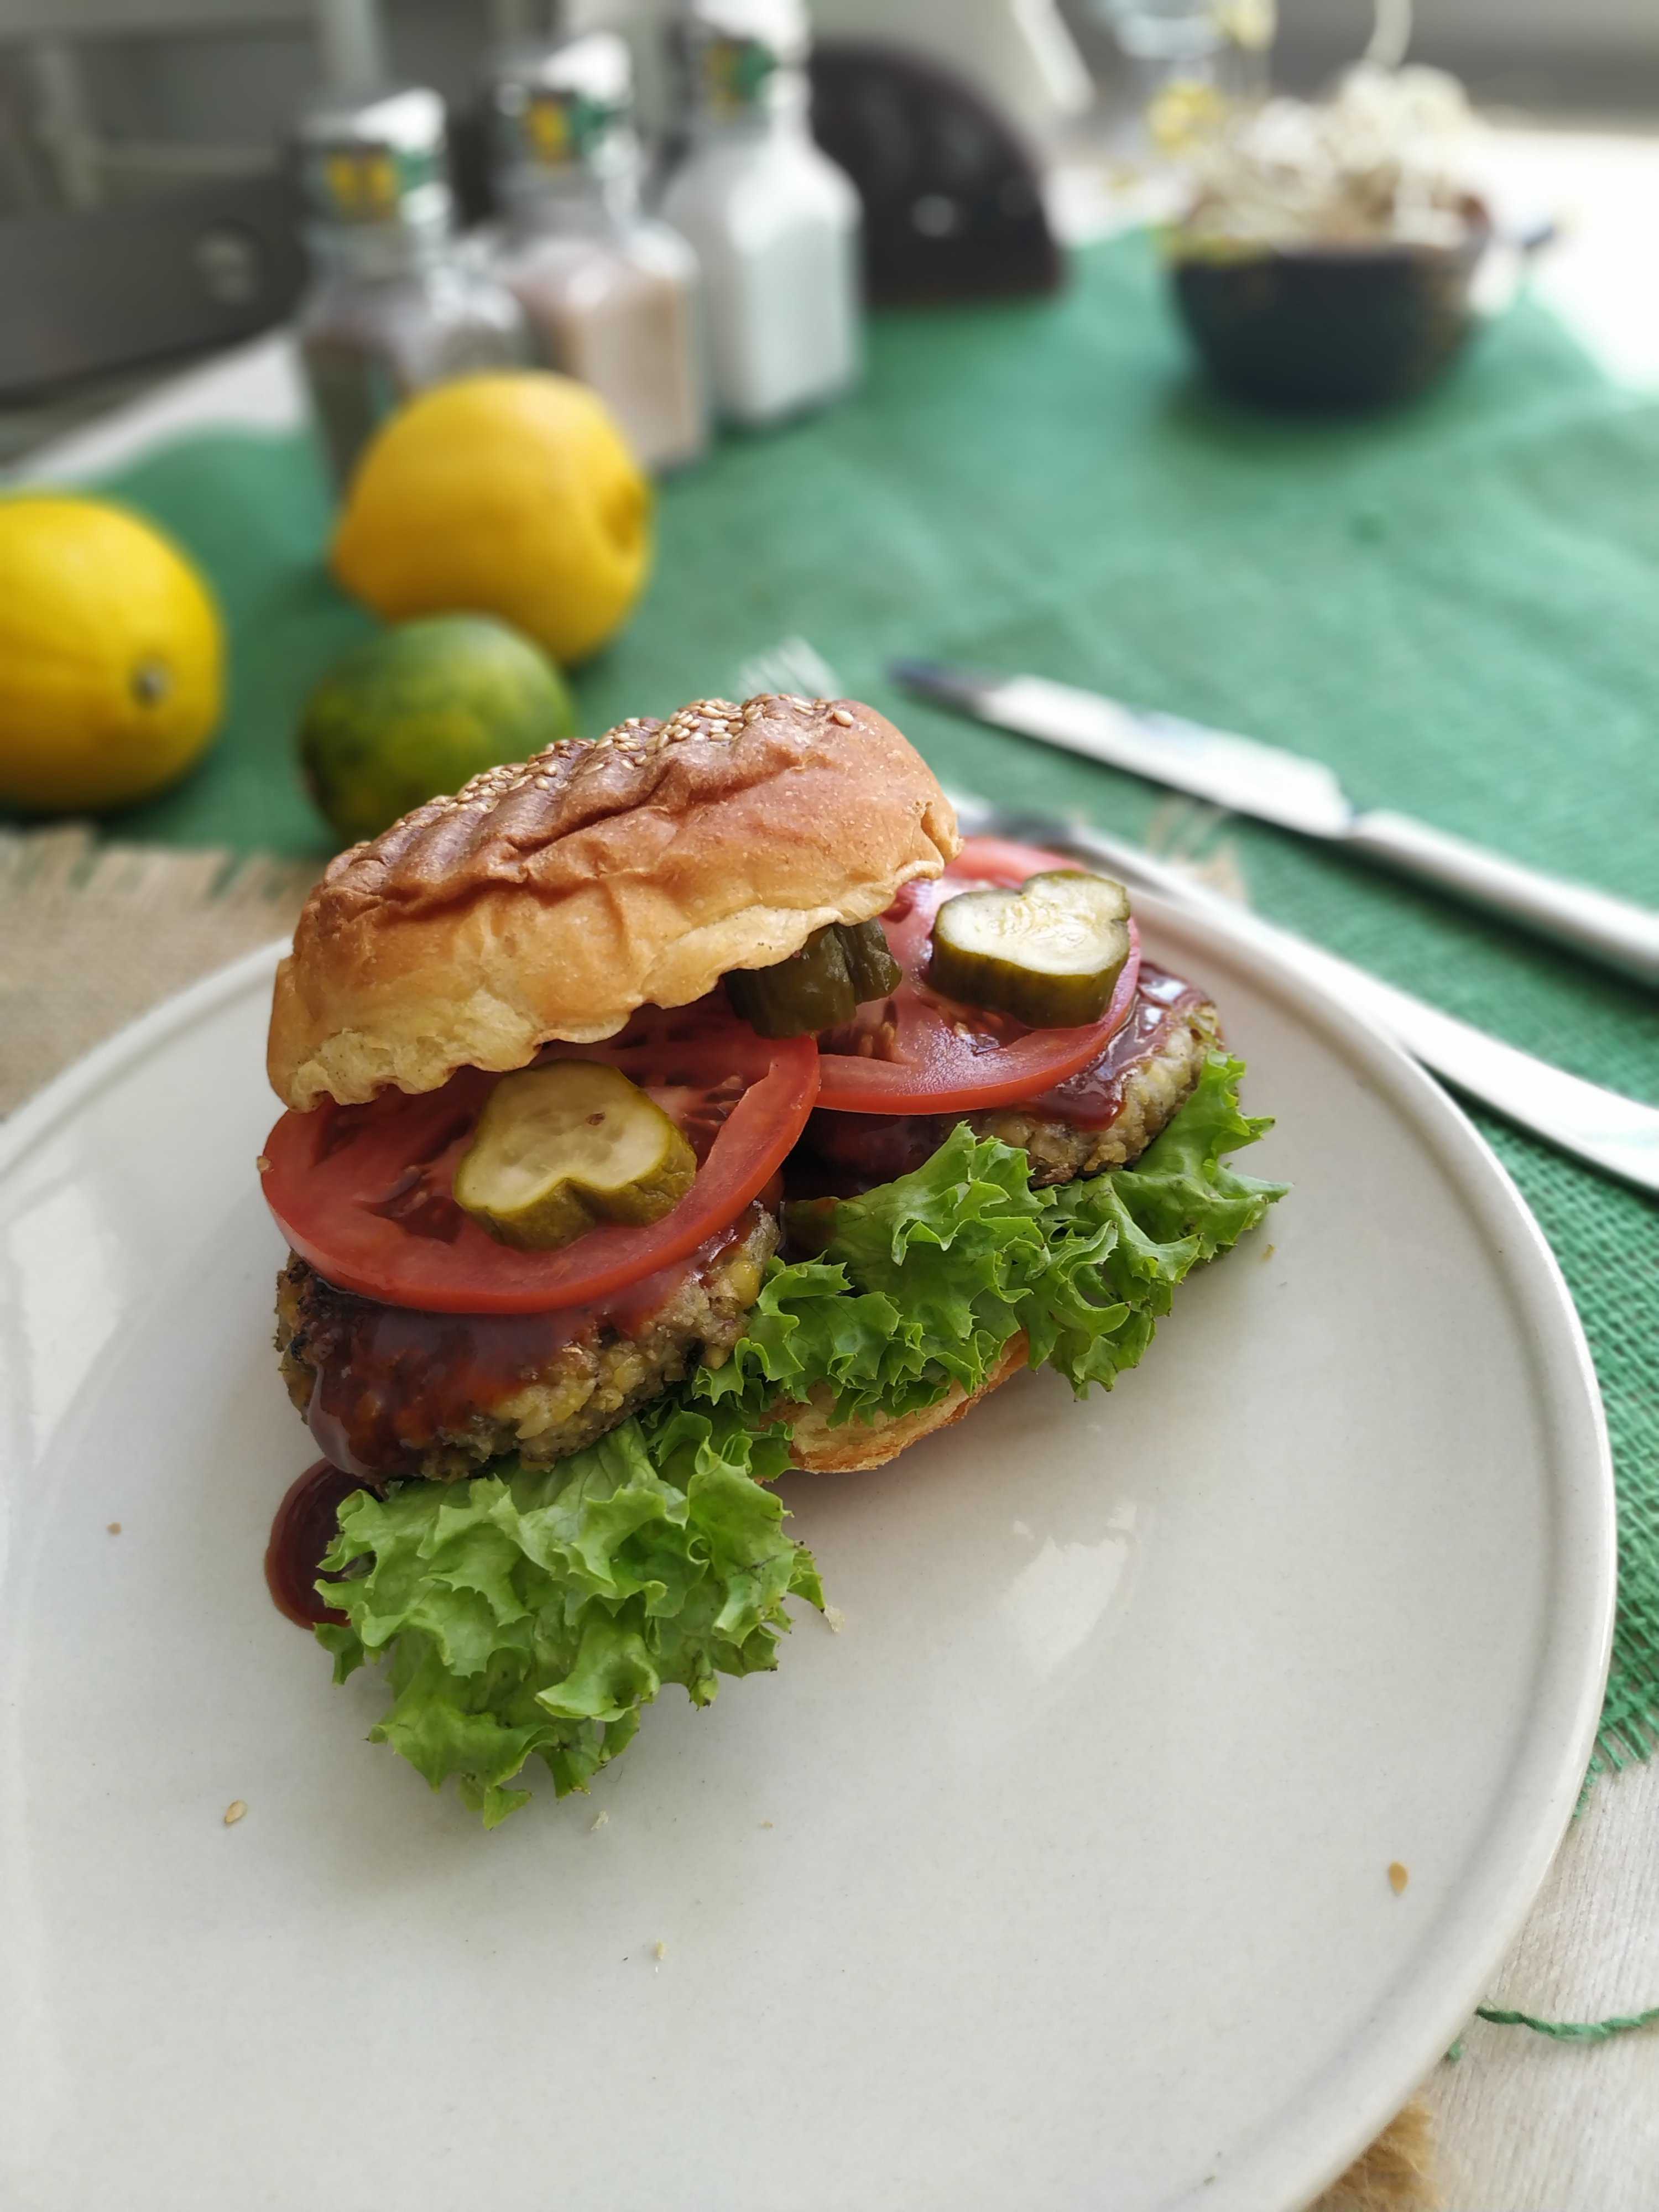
[331,373,652,667]
[299,615,577,847]
[0,496,224,814]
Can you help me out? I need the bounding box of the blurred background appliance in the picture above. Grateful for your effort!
[808,42,1062,304]
[809,0,1092,142]
[560,0,1093,142]
[3,2,1652,227]
[0,171,306,400]
[0,0,1655,452]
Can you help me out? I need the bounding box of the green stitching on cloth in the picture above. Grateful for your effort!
[1475,2004,1659,2042]
[46,232,1659,1777]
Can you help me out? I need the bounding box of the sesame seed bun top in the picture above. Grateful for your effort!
[267,692,959,1110]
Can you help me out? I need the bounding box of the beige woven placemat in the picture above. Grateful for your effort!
[0,822,1435,2211]
[0,824,315,1117]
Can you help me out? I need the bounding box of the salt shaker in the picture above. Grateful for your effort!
[293,86,530,489]
[661,0,863,429]
[483,33,708,472]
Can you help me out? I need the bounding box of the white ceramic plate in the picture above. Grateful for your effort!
[0,893,1613,2212]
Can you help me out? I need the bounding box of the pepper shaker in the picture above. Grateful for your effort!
[293,86,530,489]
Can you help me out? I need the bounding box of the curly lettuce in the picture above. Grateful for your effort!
[316,1405,822,1828]
[697,1050,1285,1426]
[314,1052,1282,1824]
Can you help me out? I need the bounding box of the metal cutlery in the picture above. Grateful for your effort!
[899,660,1659,991]
[948,790,1659,1199]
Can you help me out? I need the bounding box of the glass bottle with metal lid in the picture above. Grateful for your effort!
[483,33,708,472]
[661,0,863,429]
[293,85,529,490]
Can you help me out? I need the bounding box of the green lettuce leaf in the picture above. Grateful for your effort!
[315,1052,1281,1824]
[697,1050,1286,1426]
[316,1404,822,1828]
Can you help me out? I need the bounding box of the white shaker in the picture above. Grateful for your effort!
[661,0,863,429]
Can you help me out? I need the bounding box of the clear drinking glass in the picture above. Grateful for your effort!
[1093,0,1270,106]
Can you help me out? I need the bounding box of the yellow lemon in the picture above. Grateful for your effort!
[331,373,652,667]
[0,495,224,815]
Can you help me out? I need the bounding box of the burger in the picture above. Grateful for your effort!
[260,692,1282,1824]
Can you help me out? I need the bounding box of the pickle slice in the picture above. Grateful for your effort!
[838,917,902,1004]
[453,1062,697,1251]
[726,926,853,1037]
[725,920,900,1038]
[927,870,1133,1028]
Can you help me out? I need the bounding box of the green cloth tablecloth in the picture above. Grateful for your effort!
[39,232,1659,1766]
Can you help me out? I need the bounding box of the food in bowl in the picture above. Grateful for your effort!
[1165,64,1491,406]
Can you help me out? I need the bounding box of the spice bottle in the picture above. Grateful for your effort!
[293,86,530,489]
[483,33,708,472]
[661,0,863,429]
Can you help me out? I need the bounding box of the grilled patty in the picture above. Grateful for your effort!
[276,1206,778,1484]
[804,991,1221,1191]
[966,997,1220,1183]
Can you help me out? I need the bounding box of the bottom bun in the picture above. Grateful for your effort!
[785,1338,1028,1474]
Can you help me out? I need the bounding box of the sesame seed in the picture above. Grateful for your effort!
[830,708,854,727]
[106,1520,122,1535]
[653,1939,667,1961]
[255,1155,272,1173]
[1387,1861,1408,1893]
[223,1800,248,1827]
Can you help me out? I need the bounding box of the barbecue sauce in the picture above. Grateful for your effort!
[265,1460,371,1629]
[1025,965,1208,1125]
[299,1204,764,1480]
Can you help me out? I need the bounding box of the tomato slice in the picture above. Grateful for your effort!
[812,836,1142,1113]
[262,1001,820,1314]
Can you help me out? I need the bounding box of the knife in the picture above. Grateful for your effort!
[946,790,1659,1199]
[896,661,1659,991]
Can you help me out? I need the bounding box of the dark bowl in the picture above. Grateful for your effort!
[1167,200,1491,411]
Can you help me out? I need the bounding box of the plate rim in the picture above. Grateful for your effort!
[1,905,1615,2212]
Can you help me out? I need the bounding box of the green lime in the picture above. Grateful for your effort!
[299,614,577,847]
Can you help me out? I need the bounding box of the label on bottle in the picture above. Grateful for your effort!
[303,143,445,226]
[697,35,779,120]
[515,87,620,173]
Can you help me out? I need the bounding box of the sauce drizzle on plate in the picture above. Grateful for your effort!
[265,1460,374,1628]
